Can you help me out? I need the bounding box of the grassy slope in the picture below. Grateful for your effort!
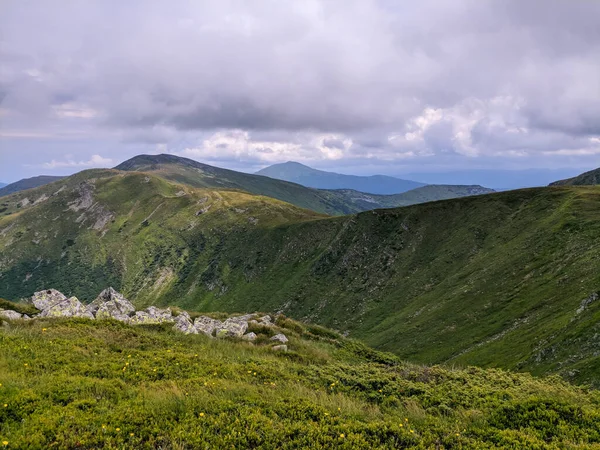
[550,167,600,186]
[1,315,600,448]
[115,154,493,215]
[0,176,65,198]
[2,171,600,385]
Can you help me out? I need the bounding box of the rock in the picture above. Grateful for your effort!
[40,296,94,319]
[216,318,248,338]
[242,332,257,341]
[193,316,222,337]
[272,345,288,352]
[93,288,135,322]
[270,333,289,344]
[31,289,67,311]
[129,306,174,325]
[258,315,273,326]
[234,313,257,321]
[0,309,23,320]
[173,312,197,334]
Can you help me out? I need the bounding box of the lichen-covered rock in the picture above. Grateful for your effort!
[234,313,257,321]
[31,289,67,311]
[93,288,135,322]
[258,315,272,326]
[40,296,94,319]
[0,309,23,320]
[129,306,174,325]
[242,332,257,341]
[193,316,222,337]
[270,333,289,344]
[173,312,197,334]
[272,345,288,352]
[216,318,248,338]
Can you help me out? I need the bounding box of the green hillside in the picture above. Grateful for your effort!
[550,167,600,186]
[0,175,65,198]
[115,154,492,215]
[2,169,600,386]
[1,313,600,448]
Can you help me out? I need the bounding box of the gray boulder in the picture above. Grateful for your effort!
[40,296,94,319]
[93,288,135,322]
[258,315,273,326]
[216,318,248,338]
[173,312,197,334]
[193,316,222,337]
[270,333,289,344]
[31,289,67,311]
[129,306,174,325]
[272,345,288,352]
[242,332,257,341]
[0,309,23,320]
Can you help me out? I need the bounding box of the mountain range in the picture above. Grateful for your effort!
[2,154,600,387]
[256,161,424,194]
[550,167,600,186]
[0,175,65,197]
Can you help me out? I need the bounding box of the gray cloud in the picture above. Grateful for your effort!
[1,0,600,181]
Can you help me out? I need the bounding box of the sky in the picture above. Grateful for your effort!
[1,0,600,185]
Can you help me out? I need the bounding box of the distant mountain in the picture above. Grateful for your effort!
[115,154,491,215]
[0,182,6,188]
[0,176,65,197]
[256,161,424,194]
[550,167,600,186]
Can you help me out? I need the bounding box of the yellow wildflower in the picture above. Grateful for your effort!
[127,355,131,358]
[116,428,120,432]
[130,433,134,437]
[2,441,8,446]
[42,328,47,332]
[3,404,7,408]
[200,412,205,417]
[399,424,403,427]
[339,434,345,439]
[410,430,414,433]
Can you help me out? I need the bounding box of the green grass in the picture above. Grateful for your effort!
[3,169,600,386]
[1,315,600,448]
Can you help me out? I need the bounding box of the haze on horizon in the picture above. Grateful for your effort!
[1,0,599,186]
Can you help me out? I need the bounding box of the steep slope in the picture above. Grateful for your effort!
[256,161,424,194]
[0,175,65,197]
[550,167,600,186]
[3,313,599,448]
[2,171,600,385]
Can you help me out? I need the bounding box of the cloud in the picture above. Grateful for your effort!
[1,0,600,177]
[39,154,113,169]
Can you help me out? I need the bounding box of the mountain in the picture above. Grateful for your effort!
[256,161,425,194]
[550,167,600,186]
[2,309,599,448]
[114,154,492,215]
[1,167,600,386]
[0,182,6,188]
[0,175,65,197]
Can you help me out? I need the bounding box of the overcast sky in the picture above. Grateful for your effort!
[1,0,599,183]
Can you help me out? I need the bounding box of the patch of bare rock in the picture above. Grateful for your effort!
[1,287,288,351]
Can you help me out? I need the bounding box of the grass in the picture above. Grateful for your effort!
[1,314,600,448]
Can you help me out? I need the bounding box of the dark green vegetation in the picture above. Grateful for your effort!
[551,167,600,186]
[256,161,425,194]
[2,165,600,387]
[1,314,600,448]
[116,154,492,215]
[0,175,65,198]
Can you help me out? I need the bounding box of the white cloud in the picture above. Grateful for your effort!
[40,154,113,169]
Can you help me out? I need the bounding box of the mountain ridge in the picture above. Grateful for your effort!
[0,175,65,197]
[256,161,425,194]
[550,166,600,186]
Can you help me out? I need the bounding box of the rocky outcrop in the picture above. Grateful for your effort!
[3,287,288,349]
[194,316,222,337]
[173,312,197,334]
[129,306,174,325]
[39,296,94,319]
[93,288,135,322]
[216,318,248,338]
[31,289,67,311]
